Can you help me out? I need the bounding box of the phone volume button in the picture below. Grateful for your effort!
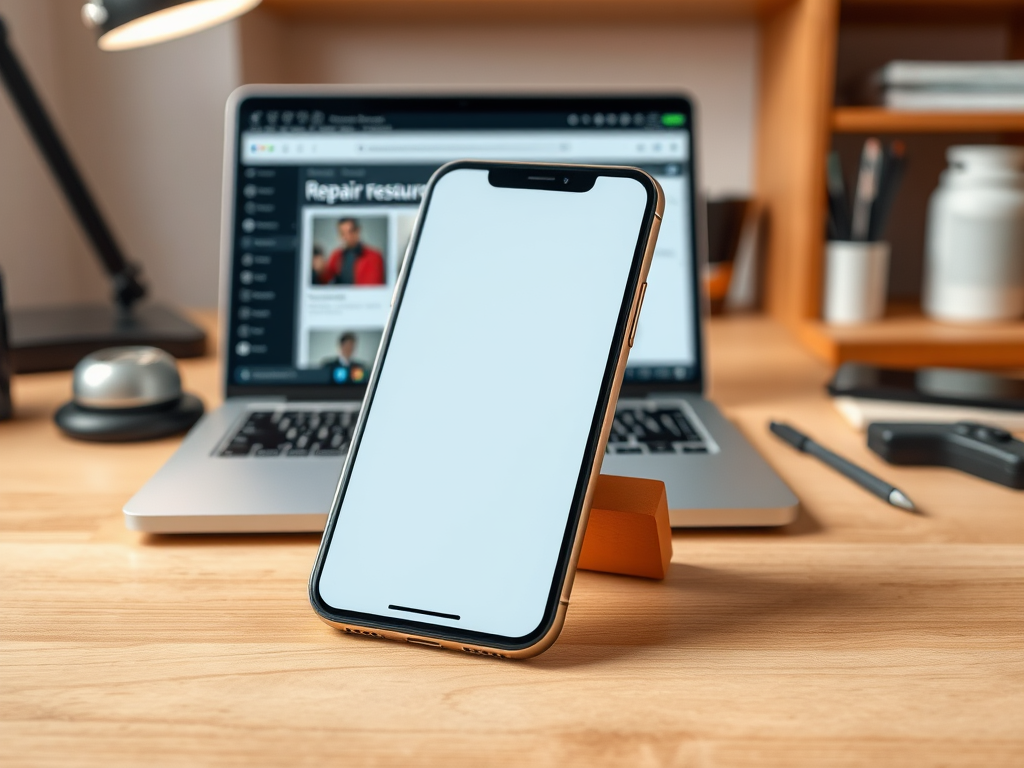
[628,282,648,348]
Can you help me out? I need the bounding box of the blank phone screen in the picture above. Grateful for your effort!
[316,167,650,641]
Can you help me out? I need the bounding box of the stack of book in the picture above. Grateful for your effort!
[869,60,1024,111]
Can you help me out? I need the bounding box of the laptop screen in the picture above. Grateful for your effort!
[225,94,700,398]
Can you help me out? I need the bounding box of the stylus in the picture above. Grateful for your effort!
[826,151,851,241]
[769,421,917,512]
[868,140,906,242]
[851,138,883,242]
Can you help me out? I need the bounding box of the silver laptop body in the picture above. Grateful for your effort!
[124,87,797,533]
[603,395,797,526]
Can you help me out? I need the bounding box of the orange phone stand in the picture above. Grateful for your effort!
[578,474,673,580]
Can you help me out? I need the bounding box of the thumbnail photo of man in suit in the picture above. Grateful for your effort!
[313,217,385,286]
[321,332,369,384]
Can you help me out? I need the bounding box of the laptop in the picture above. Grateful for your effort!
[123,87,798,533]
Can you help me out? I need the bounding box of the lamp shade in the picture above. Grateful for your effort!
[82,0,261,51]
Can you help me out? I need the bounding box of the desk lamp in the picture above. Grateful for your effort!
[0,0,261,372]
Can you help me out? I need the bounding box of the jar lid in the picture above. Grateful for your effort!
[948,145,1024,173]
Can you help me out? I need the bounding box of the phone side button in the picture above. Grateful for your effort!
[628,282,648,348]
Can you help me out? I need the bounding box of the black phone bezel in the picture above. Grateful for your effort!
[308,160,661,652]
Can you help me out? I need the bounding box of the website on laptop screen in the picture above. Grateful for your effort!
[227,98,696,393]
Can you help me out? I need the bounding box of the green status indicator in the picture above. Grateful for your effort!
[661,113,686,127]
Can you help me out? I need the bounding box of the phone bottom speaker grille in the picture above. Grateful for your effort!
[343,627,386,639]
[462,647,509,659]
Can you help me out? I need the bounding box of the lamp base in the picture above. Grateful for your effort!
[8,303,207,373]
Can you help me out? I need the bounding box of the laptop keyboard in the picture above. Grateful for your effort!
[607,406,708,455]
[219,405,707,458]
[219,409,356,457]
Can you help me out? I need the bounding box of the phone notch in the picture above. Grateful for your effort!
[488,167,596,193]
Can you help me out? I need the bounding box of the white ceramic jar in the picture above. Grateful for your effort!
[923,145,1024,322]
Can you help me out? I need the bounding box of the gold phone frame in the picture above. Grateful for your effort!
[308,160,664,659]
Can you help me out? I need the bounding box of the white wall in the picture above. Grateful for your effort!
[253,18,759,198]
[0,4,760,311]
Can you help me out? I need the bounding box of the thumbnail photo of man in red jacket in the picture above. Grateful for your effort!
[316,218,385,286]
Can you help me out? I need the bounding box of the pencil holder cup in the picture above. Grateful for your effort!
[823,241,890,325]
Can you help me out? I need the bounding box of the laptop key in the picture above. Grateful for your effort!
[612,407,706,452]
[219,409,355,458]
[659,414,682,437]
[643,416,663,433]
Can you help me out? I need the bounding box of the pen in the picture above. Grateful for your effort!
[826,151,851,241]
[851,137,883,241]
[769,421,917,512]
[867,140,906,241]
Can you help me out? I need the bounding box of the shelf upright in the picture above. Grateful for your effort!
[757,0,1024,368]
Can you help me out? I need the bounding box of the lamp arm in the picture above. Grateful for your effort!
[0,14,145,310]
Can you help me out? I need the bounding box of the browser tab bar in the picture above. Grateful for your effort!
[241,131,690,165]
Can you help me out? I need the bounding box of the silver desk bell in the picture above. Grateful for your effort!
[54,346,203,442]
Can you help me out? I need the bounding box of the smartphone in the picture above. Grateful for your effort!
[308,161,663,658]
[828,362,1024,411]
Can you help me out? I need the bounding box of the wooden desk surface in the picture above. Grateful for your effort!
[2,313,1022,767]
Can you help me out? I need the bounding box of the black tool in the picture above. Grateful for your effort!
[867,422,1024,490]
[770,421,916,511]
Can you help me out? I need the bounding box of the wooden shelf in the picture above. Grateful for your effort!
[841,0,1024,25]
[833,107,1024,134]
[797,311,1024,368]
[259,0,794,23]
[259,0,1024,25]
[842,0,1024,6]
